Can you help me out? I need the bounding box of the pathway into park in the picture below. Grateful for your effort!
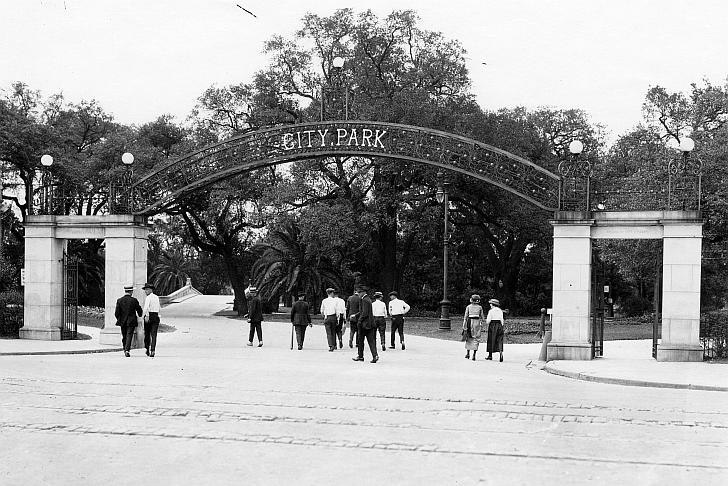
[1,296,726,485]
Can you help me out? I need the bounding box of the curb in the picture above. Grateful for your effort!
[0,347,123,357]
[543,364,728,392]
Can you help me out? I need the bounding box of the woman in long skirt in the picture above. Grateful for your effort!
[486,298,504,361]
[462,294,484,360]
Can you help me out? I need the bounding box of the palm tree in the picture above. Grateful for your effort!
[150,250,196,295]
[251,222,343,309]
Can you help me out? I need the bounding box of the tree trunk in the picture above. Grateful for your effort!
[225,255,248,316]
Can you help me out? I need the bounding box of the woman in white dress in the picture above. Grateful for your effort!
[486,298,505,362]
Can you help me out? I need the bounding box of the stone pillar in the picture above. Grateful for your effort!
[657,223,703,361]
[547,222,593,360]
[99,225,149,346]
[20,217,65,340]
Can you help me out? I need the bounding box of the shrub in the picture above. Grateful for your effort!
[0,290,24,338]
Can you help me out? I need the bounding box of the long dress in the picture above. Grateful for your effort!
[486,307,504,353]
[463,303,484,351]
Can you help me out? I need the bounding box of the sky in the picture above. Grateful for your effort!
[1,0,727,142]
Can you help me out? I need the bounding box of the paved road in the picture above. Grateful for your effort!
[1,296,726,485]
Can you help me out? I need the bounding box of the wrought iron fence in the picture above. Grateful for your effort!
[700,311,728,360]
[35,175,137,215]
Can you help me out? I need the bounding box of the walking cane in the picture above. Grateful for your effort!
[290,323,294,350]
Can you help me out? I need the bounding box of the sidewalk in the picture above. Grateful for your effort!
[542,339,728,392]
[1,296,726,391]
[0,325,121,355]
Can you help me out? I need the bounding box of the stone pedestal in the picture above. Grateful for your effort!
[21,215,148,343]
[547,222,593,361]
[21,219,65,340]
[99,225,149,346]
[657,222,703,362]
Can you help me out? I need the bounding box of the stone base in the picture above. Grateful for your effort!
[99,326,143,348]
[99,327,122,346]
[19,327,61,340]
[656,343,703,362]
[547,342,593,360]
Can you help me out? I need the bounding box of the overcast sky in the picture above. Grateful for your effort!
[2,0,727,141]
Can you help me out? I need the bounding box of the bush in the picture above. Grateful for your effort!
[619,294,652,317]
[701,310,728,359]
[0,290,24,338]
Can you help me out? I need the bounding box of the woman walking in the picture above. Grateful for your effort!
[462,294,484,360]
[486,298,505,362]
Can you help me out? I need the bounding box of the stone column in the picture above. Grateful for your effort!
[20,217,65,340]
[657,223,703,361]
[99,225,149,346]
[547,221,593,360]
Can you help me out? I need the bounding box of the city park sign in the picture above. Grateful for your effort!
[132,120,561,215]
[281,126,389,151]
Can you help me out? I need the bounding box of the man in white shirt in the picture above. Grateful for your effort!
[320,288,339,352]
[388,291,410,350]
[333,289,347,349]
[371,291,388,352]
[142,283,161,357]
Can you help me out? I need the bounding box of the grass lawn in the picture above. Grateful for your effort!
[227,310,657,345]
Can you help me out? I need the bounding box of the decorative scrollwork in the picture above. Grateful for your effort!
[132,121,562,215]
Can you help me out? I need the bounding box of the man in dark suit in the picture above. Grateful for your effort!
[291,293,312,350]
[346,287,361,348]
[352,287,378,363]
[115,285,143,357]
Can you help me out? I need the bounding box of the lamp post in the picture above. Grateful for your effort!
[435,170,451,330]
[118,152,134,213]
[667,136,701,211]
[321,56,348,121]
[40,154,54,214]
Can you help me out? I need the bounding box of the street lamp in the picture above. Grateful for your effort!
[39,154,54,214]
[435,170,451,330]
[667,136,701,210]
[321,56,348,121]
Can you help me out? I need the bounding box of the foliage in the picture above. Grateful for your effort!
[251,220,344,309]
[150,250,196,296]
[0,289,23,337]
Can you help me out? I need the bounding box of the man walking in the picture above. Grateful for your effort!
[115,285,143,357]
[352,287,378,363]
[346,287,361,348]
[388,291,410,350]
[291,293,312,350]
[320,288,339,351]
[372,291,388,351]
[141,283,161,357]
[333,289,346,349]
[246,286,263,347]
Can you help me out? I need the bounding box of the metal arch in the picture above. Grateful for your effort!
[131,121,561,215]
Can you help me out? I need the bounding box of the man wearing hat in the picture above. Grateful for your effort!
[388,291,410,350]
[345,286,361,348]
[333,289,347,349]
[115,285,143,357]
[371,291,388,351]
[246,286,263,347]
[352,287,378,363]
[141,283,161,357]
[291,293,312,350]
[320,288,339,351]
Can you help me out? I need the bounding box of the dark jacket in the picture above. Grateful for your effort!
[346,293,361,321]
[358,294,375,330]
[115,294,143,327]
[291,300,311,326]
[248,295,263,323]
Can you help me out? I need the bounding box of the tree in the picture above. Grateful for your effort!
[251,220,344,309]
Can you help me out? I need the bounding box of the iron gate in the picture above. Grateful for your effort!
[62,252,79,339]
[591,253,605,358]
[652,266,662,359]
